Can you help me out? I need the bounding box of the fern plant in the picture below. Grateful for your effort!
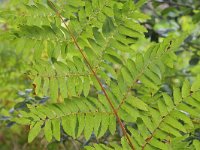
[2,0,200,149]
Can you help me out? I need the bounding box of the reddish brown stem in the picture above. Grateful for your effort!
[47,1,135,149]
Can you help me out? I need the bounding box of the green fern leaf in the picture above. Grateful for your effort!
[182,80,191,98]
[28,121,42,143]
[44,120,53,142]
[52,118,60,141]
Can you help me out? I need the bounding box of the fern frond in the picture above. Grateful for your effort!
[111,35,185,115]
[125,80,200,149]
[8,0,150,103]
[14,96,115,142]
[30,58,98,101]
[13,0,150,103]
[84,80,200,150]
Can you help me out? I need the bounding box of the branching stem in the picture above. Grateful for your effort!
[47,1,135,149]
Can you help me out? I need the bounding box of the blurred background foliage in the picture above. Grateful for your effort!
[0,0,200,149]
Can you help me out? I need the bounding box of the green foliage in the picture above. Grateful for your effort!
[1,0,200,149]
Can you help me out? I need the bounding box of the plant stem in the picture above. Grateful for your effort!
[47,1,135,149]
